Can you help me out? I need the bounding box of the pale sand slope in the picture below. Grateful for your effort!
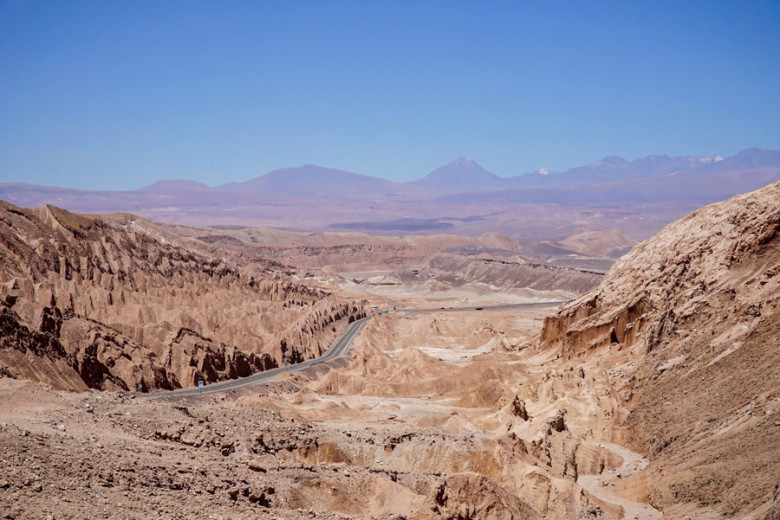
[238,306,661,519]
[3,305,638,520]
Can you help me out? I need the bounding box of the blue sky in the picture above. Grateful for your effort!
[1,1,779,190]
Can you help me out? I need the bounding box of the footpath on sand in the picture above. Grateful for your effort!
[578,441,662,520]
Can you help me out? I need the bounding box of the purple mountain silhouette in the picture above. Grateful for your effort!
[411,158,506,192]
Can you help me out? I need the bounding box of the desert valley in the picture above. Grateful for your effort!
[1,169,779,519]
[2,3,780,518]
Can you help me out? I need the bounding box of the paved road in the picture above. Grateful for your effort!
[138,316,371,399]
[395,300,564,313]
[138,300,564,399]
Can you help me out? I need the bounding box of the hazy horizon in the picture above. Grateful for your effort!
[1,1,779,190]
[2,147,778,193]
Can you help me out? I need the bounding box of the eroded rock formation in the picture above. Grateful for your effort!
[0,202,365,391]
[539,181,780,517]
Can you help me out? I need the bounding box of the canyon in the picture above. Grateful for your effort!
[0,202,365,392]
[0,181,779,519]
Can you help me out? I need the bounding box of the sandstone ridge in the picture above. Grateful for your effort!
[0,202,365,392]
[540,181,780,517]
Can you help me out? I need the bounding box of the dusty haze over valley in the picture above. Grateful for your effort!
[4,149,780,242]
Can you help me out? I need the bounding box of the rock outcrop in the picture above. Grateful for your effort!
[539,181,780,517]
[541,181,780,356]
[0,202,365,391]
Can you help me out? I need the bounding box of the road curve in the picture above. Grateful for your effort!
[138,316,371,399]
[138,300,564,399]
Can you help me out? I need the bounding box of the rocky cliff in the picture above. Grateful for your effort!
[0,202,365,392]
[539,181,780,517]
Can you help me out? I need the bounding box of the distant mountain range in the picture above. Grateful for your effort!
[1,148,778,240]
[443,149,780,207]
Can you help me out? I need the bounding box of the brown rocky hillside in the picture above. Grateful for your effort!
[540,180,780,518]
[392,253,603,294]
[0,202,364,393]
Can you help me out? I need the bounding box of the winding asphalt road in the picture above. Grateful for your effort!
[139,316,371,399]
[138,300,563,399]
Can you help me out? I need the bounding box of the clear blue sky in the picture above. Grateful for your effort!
[1,1,779,190]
